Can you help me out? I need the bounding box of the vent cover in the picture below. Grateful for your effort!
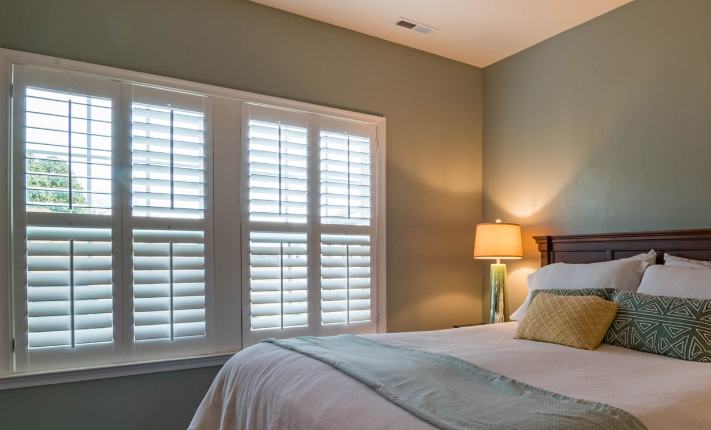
[393,17,436,35]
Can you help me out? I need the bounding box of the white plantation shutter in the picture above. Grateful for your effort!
[242,106,380,344]
[316,118,378,337]
[127,85,213,360]
[12,66,122,372]
[242,105,312,344]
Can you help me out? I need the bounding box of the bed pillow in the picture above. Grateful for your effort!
[510,250,656,321]
[604,290,711,362]
[664,253,711,269]
[529,288,617,305]
[515,293,618,350]
[638,265,711,299]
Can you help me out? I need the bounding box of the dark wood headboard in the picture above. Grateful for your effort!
[534,229,711,267]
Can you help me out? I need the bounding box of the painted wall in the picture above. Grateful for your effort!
[482,0,711,317]
[0,0,483,429]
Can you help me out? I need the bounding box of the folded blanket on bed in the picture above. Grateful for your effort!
[264,335,647,430]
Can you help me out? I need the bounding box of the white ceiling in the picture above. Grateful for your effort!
[249,0,633,67]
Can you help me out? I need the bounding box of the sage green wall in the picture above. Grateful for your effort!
[0,367,222,430]
[482,0,711,316]
[0,0,483,429]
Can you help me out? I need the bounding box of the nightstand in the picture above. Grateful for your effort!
[453,323,487,328]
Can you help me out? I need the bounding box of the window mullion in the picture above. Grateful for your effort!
[239,102,252,347]
[0,53,12,377]
[10,65,29,373]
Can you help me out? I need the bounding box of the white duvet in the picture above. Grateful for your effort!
[190,323,711,430]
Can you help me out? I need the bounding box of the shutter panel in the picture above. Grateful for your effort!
[248,120,308,223]
[249,232,308,330]
[27,226,113,348]
[24,87,113,215]
[319,132,371,226]
[12,66,121,372]
[320,234,371,325]
[316,119,378,336]
[128,85,212,360]
[132,229,205,341]
[242,104,312,344]
[131,102,205,219]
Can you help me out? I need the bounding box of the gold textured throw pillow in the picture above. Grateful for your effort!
[514,292,618,350]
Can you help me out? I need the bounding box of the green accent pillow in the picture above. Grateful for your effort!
[604,290,711,362]
[529,288,617,306]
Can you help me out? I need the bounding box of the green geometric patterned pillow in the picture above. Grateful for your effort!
[604,290,711,362]
[529,288,617,307]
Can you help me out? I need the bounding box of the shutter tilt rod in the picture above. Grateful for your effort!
[346,244,350,325]
[278,122,282,216]
[169,241,174,341]
[70,239,75,348]
[68,99,73,210]
[170,109,175,210]
[280,242,284,330]
[346,134,350,220]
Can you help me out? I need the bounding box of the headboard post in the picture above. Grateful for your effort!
[534,236,553,267]
[534,229,711,267]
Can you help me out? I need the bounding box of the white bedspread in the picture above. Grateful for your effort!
[190,323,711,430]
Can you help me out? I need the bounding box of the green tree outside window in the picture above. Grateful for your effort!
[26,155,87,213]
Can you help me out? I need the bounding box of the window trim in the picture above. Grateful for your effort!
[0,48,386,387]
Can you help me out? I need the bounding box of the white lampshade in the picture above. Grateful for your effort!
[473,220,522,260]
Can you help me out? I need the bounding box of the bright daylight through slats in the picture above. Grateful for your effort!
[131,103,205,219]
[248,120,308,224]
[319,132,371,226]
[319,130,373,327]
[26,226,113,349]
[249,232,309,330]
[132,229,206,341]
[320,234,371,325]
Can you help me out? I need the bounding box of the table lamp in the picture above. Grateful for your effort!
[474,220,522,324]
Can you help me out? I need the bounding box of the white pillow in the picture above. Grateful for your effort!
[664,253,711,269]
[509,250,656,321]
[638,265,711,299]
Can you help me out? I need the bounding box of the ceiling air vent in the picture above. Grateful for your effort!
[393,18,437,35]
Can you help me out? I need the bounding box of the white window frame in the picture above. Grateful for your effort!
[0,48,386,390]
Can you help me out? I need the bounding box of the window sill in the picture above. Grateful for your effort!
[0,352,235,391]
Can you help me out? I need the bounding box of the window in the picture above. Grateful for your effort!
[0,49,385,383]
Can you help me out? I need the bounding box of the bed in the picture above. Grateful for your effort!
[190,229,711,430]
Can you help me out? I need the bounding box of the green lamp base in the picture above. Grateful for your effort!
[489,264,509,324]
